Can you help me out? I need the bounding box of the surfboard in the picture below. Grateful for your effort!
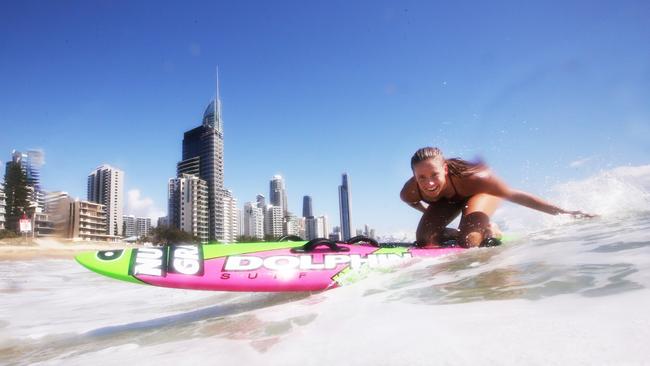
[75,237,497,292]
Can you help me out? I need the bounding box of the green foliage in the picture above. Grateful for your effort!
[235,234,281,243]
[3,162,30,233]
[0,229,19,239]
[236,235,264,243]
[145,226,201,246]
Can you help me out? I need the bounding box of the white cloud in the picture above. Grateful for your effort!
[125,189,165,222]
[569,156,594,168]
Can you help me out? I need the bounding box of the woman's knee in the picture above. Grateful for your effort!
[457,211,491,248]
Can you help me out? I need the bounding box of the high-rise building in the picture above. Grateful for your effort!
[305,215,329,240]
[269,175,288,216]
[302,195,313,218]
[362,224,376,239]
[243,202,264,240]
[168,174,209,243]
[222,190,239,243]
[318,215,328,239]
[329,226,342,241]
[123,215,137,237]
[283,213,302,237]
[175,75,226,241]
[7,150,45,212]
[256,194,266,209]
[338,173,352,240]
[136,217,151,237]
[157,216,168,228]
[87,164,124,237]
[264,205,284,238]
[305,216,317,240]
[0,185,5,230]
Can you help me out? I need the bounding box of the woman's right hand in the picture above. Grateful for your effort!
[563,210,598,219]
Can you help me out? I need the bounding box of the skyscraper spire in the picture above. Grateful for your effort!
[215,66,222,132]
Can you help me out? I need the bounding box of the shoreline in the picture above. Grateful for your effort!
[0,238,142,261]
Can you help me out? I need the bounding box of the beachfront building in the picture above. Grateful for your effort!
[283,214,302,238]
[136,217,151,238]
[43,192,118,242]
[87,164,124,237]
[123,215,137,238]
[222,190,239,243]
[45,191,74,238]
[243,202,264,240]
[33,212,55,237]
[168,174,209,243]
[264,205,284,238]
[306,215,329,240]
[0,186,5,230]
[70,200,119,242]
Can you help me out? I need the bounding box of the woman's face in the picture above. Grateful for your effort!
[413,158,448,198]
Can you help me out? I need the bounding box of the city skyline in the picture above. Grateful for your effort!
[2,2,649,237]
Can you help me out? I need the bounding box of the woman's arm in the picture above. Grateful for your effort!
[475,173,596,218]
[401,178,428,213]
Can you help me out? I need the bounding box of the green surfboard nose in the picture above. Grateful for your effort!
[75,248,143,285]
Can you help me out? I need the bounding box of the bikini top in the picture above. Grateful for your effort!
[417,174,466,204]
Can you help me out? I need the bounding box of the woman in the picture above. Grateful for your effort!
[401,147,594,248]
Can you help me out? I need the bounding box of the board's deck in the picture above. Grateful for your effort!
[75,240,478,292]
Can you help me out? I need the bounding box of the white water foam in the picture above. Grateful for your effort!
[495,164,650,234]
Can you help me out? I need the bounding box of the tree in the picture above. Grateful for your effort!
[3,162,30,233]
[144,226,201,246]
[234,234,283,243]
[236,235,265,243]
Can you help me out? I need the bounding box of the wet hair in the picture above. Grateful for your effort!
[410,147,486,177]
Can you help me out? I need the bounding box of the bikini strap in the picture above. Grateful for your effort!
[448,174,460,197]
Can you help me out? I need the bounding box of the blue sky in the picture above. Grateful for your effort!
[1,1,649,236]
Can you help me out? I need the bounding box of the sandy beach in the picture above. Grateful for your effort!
[0,238,140,260]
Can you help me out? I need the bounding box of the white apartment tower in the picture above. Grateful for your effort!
[0,185,5,230]
[169,174,209,243]
[283,214,302,237]
[87,165,124,237]
[306,215,329,240]
[264,205,284,238]
[123,215,137,237]
[136,217,151,237]
[222,189,239,243]
[243,202,264,240]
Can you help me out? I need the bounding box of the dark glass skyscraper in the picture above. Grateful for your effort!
[302,195,313,218]
[176,76,225,241]
[338,173,352,240]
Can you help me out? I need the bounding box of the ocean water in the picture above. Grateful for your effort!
[2,170,650,365]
